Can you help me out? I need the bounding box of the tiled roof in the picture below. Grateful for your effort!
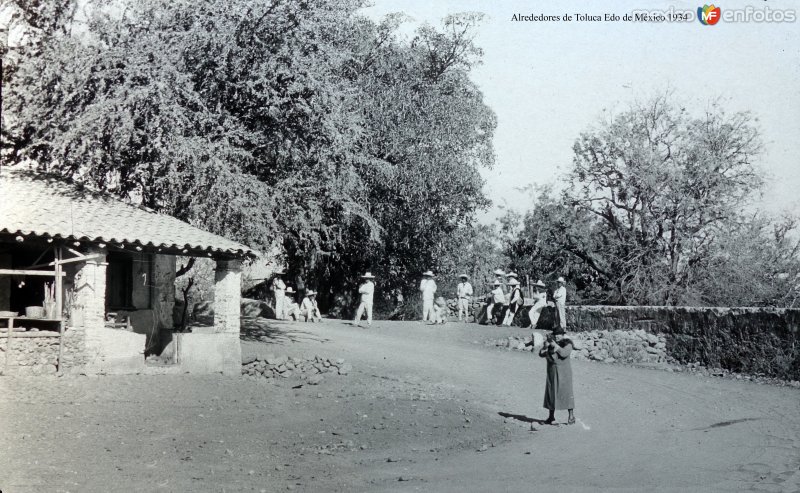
[0,167,257,258]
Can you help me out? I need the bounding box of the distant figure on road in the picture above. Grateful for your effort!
[419,270,437,322]
[554,276,567,330]
[502,278,523,326]
[431,296,447,324]
[300,290,322,322]
[528,280,547,329]
[353,272,375,327]
[272,271,286,320]
[539,326,575,425]
[456,274,473,321]
[283,287,300,321]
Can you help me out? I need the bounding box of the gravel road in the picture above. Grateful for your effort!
[1,318,798,492]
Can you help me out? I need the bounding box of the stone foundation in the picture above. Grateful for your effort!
[0,333,60,375]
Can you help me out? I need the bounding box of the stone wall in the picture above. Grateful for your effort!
[0,333,59,375]
[565,306,800,380]
[59,325,87,372]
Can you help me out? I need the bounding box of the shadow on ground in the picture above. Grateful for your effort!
[240,317,330,344]
[498,411,551,426]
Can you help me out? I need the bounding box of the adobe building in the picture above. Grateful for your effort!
[0,167,257,376]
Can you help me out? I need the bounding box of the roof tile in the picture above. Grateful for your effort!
[0,167,257,258]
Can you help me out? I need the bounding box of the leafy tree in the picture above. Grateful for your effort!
[693,213,800,307]
[3,0,496,314]
[505,93,798,306]
[298,12,496,308]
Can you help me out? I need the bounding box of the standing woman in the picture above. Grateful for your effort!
[539,326,576,425]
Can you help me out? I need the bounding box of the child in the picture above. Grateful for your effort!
[431,296,447,324]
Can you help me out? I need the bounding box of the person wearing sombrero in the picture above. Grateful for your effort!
[271,270,287,320]
[553,276,568,331]
[539,325,576,425]
[487,279,505,325]
[419,270,437,323]
[300,290,322,322]
[353,272,375,327]
[528,279,547,329]
[456,274,473,322]
[501,277,524,326]
[493,268,505,286]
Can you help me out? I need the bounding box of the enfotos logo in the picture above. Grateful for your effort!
[698,4,721,25]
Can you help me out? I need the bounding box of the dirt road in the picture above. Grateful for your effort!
[2,319,799,492]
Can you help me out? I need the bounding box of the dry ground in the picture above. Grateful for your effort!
[1,319,799,492]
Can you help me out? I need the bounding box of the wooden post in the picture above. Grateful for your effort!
[4,317,13,375]
[56,246,65,373]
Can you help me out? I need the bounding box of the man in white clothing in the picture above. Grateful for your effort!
[554,276,567,330]
[271,271,286,320]
[486,280,505,324]
[354,272,375,327]
[456,274,473,321]
[419,270,437,322]
[502,278,523,326]
[300,290,322,322]
[528,279,547,329]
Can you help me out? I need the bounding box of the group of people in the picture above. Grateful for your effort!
[270,271,322,323]
[449,269,568,329]
[272,267,575,425]
[271,267,569,334]
[348,268,569,328]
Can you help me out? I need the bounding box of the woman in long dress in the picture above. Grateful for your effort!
[539,326,576,425]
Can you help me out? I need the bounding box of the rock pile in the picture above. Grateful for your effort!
[484,335,536,351]
[484,329,670,364]
[241,353,352,382]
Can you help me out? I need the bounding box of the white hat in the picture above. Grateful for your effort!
[534,279,546,288]
[508,278,520,286]
[492,280,502,286]
[422,270,435,277]
[361,272,376,279]
[506,271,519,279]
[285,286,295,294]
[557,276,566,284]
[493,269,505,276]
[459,273,469,279]
[306,290,317,296]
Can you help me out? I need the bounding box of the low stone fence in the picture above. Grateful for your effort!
[566,306,799,380]
[485,329,670,365]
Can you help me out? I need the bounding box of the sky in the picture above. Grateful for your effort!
[361,0,800,223]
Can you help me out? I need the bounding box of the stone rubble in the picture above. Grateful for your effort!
[242,354,351,381]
